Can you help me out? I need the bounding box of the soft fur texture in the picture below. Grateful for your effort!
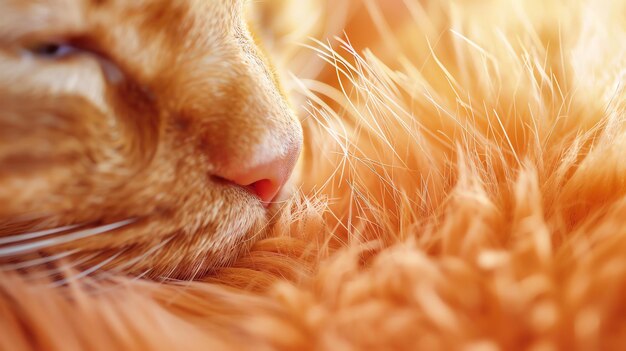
[0,0,302,279]
[2,0,626,350]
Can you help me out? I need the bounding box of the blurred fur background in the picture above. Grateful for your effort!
[3,0,626,349]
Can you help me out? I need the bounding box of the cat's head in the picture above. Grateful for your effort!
[0,0,303,279]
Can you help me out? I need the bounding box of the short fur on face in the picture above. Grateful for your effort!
[0,0,303,279]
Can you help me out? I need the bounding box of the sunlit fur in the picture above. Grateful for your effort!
[0,0,303,279]
[3,0,626,350]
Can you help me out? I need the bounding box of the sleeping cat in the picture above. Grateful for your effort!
[0,0,303,279]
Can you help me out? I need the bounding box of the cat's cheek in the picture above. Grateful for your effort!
[0,54,109,112]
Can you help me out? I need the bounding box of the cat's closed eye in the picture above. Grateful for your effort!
[24,38,125,84]
[28,42,79,59]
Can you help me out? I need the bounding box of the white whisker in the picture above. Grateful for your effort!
[0,219,136,258]
[25,252,100,281]
[50,250,125,288]
[0,249,79,271]
[0,224,84,245]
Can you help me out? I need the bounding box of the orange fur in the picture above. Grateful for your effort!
[0,0,302,279]
[3,0,626,350]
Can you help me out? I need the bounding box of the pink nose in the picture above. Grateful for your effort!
[215,142,301,206]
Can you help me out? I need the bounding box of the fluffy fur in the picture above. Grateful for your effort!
[2,0,626,350]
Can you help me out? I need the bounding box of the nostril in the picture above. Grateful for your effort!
[212,152,298,207]
[246,179,278,206]
[211,139,301,207]
[211,176,276,206]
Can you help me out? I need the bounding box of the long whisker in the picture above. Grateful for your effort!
[50,250,125,288]
[24,252,100,281]
[0,224,84,245]
[0,219,136,258]
[75,237,175,290]
[0,249,79,271]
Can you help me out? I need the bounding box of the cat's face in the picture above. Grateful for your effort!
[0,0,303,279]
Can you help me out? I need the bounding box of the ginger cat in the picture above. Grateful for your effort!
[0,0,303,279]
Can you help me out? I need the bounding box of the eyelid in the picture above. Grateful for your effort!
[28,42,79,58]
[23,36,126,84]
[24,35,98,59]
